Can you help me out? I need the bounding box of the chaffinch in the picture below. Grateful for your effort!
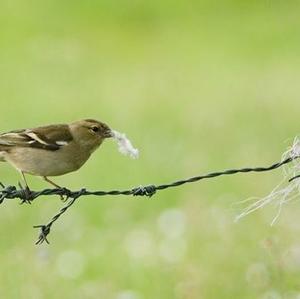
[0,119,114,192]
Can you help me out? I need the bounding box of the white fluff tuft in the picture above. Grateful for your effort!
[235,136,300,224]
[111,130,139,159]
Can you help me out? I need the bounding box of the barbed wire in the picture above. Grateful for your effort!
[0,155,299,244]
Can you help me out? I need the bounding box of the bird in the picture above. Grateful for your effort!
[0,119,113,198]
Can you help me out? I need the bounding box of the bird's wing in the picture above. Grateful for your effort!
[0,125,73,151]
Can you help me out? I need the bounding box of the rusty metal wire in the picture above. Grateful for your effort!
[0,155,298,244]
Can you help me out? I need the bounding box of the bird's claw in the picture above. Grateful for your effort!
[60,195,68,202]
[58,187,72,202]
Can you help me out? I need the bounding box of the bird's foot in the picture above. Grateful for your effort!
[59,194,68,202]
[57,187,72,202]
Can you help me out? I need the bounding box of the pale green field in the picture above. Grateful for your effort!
[1,1,300,298]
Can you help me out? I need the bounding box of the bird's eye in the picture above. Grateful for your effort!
[91,126,99,133]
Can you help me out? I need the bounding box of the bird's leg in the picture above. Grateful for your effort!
[43,176,62,189]
[43,176,67,201]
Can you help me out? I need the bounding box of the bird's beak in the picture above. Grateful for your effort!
[103,129,113,138]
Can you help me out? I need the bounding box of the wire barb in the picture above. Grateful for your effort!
[34,225,51,245]
[132,185,156,197]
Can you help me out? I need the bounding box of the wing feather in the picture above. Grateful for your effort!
[0,124,73,151]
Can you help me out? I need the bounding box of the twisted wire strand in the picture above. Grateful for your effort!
[0,155,298,244]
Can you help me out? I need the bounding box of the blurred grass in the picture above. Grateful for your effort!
[1,1,300,298]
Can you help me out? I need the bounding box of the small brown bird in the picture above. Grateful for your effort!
[0,119,113,193]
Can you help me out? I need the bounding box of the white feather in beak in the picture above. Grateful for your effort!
[111,130,139,159]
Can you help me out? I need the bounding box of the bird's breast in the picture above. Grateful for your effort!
[4,144,92,176]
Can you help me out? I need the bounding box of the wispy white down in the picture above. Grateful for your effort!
[111,130,139,159]
[235,136,300,224]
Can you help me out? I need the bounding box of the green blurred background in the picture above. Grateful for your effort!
[1,1,300,298]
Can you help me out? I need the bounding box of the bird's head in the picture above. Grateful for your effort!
[70,119,113,152]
